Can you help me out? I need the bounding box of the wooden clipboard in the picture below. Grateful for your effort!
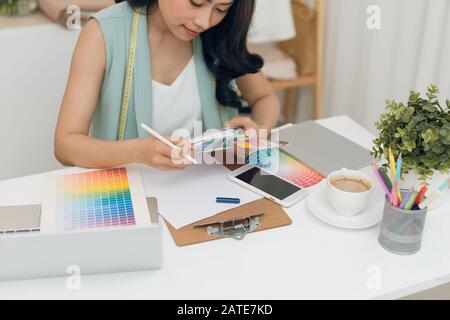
[165,199,292,247]
[165,163,292,247]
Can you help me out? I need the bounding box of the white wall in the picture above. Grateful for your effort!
[2,0,448,180]
[323,0,450,133]
[0,24,80,180]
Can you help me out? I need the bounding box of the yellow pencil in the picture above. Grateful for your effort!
[388,148,402,201]
[388,148,396,179]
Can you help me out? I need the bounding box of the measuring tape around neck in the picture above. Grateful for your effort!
[117,11,140,141]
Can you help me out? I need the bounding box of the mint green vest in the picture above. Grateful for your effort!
[90,2,238,140]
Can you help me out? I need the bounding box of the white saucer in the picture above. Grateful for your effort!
[307,182,384,229]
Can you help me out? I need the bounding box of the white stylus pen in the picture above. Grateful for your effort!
[140,124,198,165]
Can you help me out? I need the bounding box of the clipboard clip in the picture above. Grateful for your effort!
[195,213,264,241]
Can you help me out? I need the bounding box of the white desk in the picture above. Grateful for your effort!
[0,116,449,299]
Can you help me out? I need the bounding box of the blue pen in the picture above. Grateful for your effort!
[216,197,241,204]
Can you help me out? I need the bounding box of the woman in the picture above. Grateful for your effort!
[54,0,280,171]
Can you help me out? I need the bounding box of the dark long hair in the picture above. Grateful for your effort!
[115,0,263,109]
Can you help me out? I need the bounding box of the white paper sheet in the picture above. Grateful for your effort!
[141,165,260,229]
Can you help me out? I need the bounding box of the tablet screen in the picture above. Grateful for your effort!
[235,167,301,200]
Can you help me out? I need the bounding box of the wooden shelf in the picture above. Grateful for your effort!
[270,75,316,90]
[268,0,325,123]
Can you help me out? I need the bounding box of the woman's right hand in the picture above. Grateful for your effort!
[135,136,191,171]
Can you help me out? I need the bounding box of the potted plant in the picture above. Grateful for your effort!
[372,85,450,210]
[0,0,37,15]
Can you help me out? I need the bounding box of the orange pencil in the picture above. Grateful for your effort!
[415,186,427,205]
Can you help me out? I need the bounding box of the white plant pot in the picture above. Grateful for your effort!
[398,169,449,211]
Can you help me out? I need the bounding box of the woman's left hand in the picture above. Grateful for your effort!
[225,117,264,132]
[225,117,273,140]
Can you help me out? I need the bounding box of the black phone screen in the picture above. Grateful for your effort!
[235,167,301,200]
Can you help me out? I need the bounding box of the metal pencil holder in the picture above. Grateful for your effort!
[378,198,428,255]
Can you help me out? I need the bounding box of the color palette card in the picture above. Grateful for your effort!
[190,128,242,153]
[40,167,151,232]
[191,135,281,154]
[232,136,280,150]
[191,137,229,153]
[189,127,241,144]
[247,149,324,188]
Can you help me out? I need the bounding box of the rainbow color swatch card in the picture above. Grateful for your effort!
[247,149,324,188]
[232,136,280,151]
[191,135,281,154]
[190,128,242,153]
[191,137,227,153]
[40,167,151,232]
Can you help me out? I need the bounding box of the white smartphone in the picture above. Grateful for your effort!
[229,164,308,207]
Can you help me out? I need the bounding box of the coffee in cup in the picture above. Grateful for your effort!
[330,177,371,193]
[326,169,373,216]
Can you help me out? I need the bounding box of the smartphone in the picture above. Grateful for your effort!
[229,164,308,207]
[246,149,324,188]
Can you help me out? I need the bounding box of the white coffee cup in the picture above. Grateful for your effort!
[326,168,373,217]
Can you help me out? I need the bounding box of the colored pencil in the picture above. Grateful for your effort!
[414,186,428,205]
[395,153,403,182]
[379,167,393,191]
[371,161,391,199]
[390,180,399,207]
[388,148,402,201]
[404,191,419,210]
[395,155,403,201]
[388,148,397,180]
[399,190,413,209]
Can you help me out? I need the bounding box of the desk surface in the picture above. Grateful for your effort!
[0,116,449,299]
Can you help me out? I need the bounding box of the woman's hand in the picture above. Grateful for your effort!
[135,136,191,171]
[225,117,261,131]
[225,117,271,139]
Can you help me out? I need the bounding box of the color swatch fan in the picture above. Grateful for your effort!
[247,149,324,188]
[41,167,151,232]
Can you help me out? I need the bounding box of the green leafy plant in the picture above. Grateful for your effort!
[372,84,450,183]
[0,0,36,15]
[0,0,19,15]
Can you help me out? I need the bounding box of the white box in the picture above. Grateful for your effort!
[0,205,162,281]
[0,166,163,281]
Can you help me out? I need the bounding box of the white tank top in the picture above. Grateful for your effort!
[151,56,202,138]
